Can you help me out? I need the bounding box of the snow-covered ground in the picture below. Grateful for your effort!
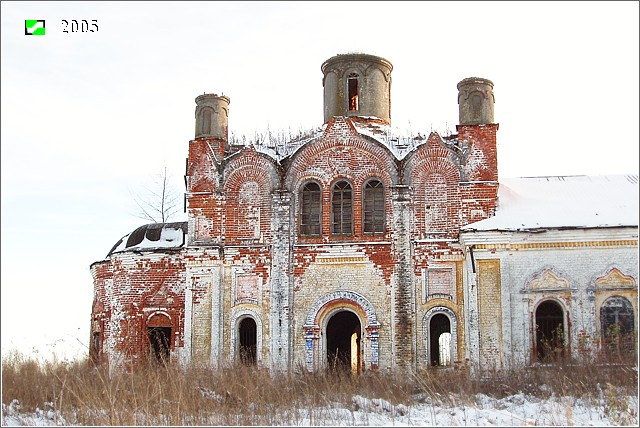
[3,390,638,426]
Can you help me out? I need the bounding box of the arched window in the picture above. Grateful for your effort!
[363,179,385,233]
[348,73,359,111]
[331,180,353,235]
[600,296,635,357]
[300,182,321,236]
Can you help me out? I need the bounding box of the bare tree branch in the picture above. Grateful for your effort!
[130,166,181,223]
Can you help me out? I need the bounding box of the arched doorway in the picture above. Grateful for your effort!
[535,300,565,363]
[147,313,171,364]
[326,311,361,373]
[600,296,635,357]
[430,313,451,366]
[239,317,257,365]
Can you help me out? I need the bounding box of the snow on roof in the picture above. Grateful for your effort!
[350,117,429,160]
[238,117,440,162]
[242,126,327,161]
[462,175,639,232]
[107,222,187,257]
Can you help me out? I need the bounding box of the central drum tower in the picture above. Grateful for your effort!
[321,53,393,124]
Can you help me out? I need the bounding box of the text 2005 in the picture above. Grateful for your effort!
[62,20,98,33]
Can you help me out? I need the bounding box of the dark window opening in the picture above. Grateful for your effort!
[331,181,353,235]
[92,332,100,354]
[363,179,385,233]
[348,77,359,111]
[430,314,452,366]
[601,296,635,358]
[148,326,171,364]
[239,317,257,365]
[535,301,565,363]
[91,331,101,363]
[326,311,361,374]
[301,182,322,236]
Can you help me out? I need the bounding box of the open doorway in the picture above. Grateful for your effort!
[535,300,565,363]
[147,313,171,364]
[326,311,361,374]
[239,317,257,365]
[430,313,451,366]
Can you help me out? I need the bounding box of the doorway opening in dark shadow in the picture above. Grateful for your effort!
[430,313,451,366]
[148,326,171,364]
[326,311,361,374]
[239,317,257,365]
[535,300,565,363]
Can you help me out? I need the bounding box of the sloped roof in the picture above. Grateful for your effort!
[107,221,187,256]
[462,175,639,232]
[248,117,436,162]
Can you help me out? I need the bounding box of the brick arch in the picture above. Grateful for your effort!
[406,155,461,237]
[423,306,459,367]
[223,147,280,190]
[284,119,399,191]
[230,308,264,365]
[305,290,379,327]
[404,140,461,186]
[147,311,171,327]
[303,290,381,371]
[285,127,398,242]
[223,148,279,244]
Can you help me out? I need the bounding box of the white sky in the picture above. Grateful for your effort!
[1,1,638,361]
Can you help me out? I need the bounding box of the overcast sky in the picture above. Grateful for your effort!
[1,1,638,361]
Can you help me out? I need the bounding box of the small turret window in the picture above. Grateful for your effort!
[348,73,359,111]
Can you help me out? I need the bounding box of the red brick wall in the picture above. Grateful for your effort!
[94,114,500,370]
[285,117,398,245]
[221,147,279,245]
[90,252,185,368]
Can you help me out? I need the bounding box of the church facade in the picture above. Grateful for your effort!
[89,53,638,373]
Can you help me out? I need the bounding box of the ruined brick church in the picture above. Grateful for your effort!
[90,53,638,373]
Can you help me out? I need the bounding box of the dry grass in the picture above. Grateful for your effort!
[2,350,637,426]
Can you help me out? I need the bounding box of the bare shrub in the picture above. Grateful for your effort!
[2,349,637,426]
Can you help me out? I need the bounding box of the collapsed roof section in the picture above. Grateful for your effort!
[107,221,188,257]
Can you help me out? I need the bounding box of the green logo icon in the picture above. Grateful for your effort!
[25,20,45,36]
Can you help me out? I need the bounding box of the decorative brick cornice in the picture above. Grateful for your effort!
[473,240,638,250]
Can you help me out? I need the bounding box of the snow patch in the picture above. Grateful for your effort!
[463,175,639,231]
